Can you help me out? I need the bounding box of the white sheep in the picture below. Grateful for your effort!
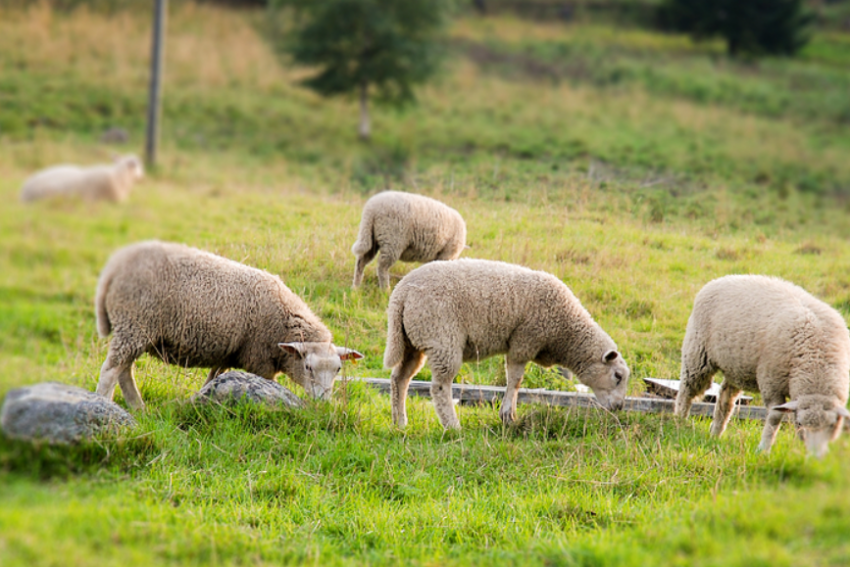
[674,275,850,458]
[95,240,363,410]
[20,154,144,203]
[351,191,467,290]
[384,258,630,429]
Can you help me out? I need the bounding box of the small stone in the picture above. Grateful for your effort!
[100,127,129,144]
[192,371,304,409]
[0,382,136,444]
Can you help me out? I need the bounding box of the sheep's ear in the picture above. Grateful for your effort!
[337,347,364,362]
[602,350,619,364]
[773,401,799,413]
[836,405,850,419]
[279,342,306,356]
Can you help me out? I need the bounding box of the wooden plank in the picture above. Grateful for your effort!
[342,378,789,424]
[642,377,753,405]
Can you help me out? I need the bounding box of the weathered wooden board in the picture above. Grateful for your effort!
[343,378,851,433]
[642,377,753,405]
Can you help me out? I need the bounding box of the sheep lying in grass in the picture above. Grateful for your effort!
[674,275,850,458]
[384,259,630,429]
[352,191,467,290]
[20,154,144,203]
[95,240,363,410]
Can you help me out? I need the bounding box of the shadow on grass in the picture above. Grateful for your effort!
[171,397,361,438]
[0,430,159,480]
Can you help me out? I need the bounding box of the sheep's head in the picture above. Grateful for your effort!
[774,396,850,458]
[279,342,364,400]
[573,350,630,411]
[116,154,144,180]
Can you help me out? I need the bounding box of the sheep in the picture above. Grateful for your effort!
[384,258,630,430]
[94,240,363,410]
[674,275,850,458]
[20,154,144,203]
[351,191,467,290]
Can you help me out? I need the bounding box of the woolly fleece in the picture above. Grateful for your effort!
[20,154,144,203]
[384,258,630,429]
[674,275,850,457]
[95,240,361,409]
[352,191,466,289]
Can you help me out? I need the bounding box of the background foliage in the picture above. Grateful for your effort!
[658,0,815,56]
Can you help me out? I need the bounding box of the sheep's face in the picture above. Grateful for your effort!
[576,350,630,411]
[774,396,850,458]
[116,155,144,179]
[279,342,364,400]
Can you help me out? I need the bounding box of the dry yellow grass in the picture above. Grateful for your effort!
[0,1,846,211]
[0,1,293,90]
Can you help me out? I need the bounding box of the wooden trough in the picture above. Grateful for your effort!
[343,377,849,431]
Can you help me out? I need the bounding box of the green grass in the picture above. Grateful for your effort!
[0,3,848,566]
[1,388,848,567]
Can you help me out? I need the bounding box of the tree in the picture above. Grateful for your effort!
[274,0,452,140]
[658,0,814,57]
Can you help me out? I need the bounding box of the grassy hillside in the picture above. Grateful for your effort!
[0,3,848,566]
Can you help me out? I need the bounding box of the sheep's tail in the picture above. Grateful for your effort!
[351,207,375,256]
[94,263,115,338]
[383,287,408,369]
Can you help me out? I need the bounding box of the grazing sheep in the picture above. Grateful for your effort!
[384,259,630,429]
[20,154,144,203]
[352,191,467,290]
[674,275,850,458]
[95,240,363,410]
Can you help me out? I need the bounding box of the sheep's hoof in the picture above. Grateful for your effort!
[709,423,726,437]
[499,410,516,425]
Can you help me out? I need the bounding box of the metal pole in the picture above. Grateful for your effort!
[145,0,167,169]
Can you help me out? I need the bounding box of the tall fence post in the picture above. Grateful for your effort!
[145,0,167,170]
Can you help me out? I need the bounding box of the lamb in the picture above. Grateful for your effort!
[384,259,630,430]
[95,240,363,410]
[674,275,850,458]
[20,154,144,203]
[351,191,467,290]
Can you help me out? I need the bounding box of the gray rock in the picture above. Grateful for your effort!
[0,382,136,444]
[100,127,129,144]
[192,371,304,408]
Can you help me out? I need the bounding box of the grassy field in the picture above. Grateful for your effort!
[0,2,848,566]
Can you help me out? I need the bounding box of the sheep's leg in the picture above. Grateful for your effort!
[390,350,426,428]
[428,349,463,430]
[376,249,400,290]
[97,356,144,410]
[116,364,145,411]
[756,409,786,453]
[709,380,741,437]
[96,358,121,401]
[352,247,378,288]
[205,367,228,385]
[499,358,526,424]
[674,345,716,418]
[757,392,788,453]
